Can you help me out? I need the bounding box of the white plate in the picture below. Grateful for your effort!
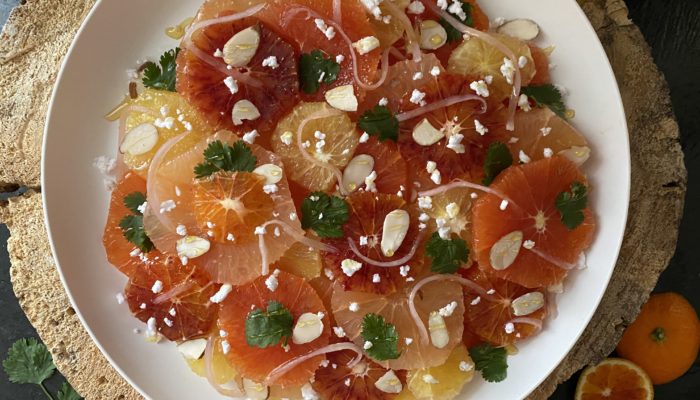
[42,0,630,399]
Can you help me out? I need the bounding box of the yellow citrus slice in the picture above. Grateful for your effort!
[186,341,238,386]
[371,0,410,48]
[406,344,475,400]
[575,358,654,400]
[277,236,323,279]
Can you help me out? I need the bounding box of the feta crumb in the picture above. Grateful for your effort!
[471,192,478,199]
[335,54,345,63]
[470,296,481,305]
[430,169,442,184]
[487,288,496,295]
[151,280,163,294]
[349,302,360,312]
[226,233,235,241]
[470,80,490,97]
[519,150,532,164]
[301,383,320,400]
[430,66,441,76]
[210,284,233,303]
[437,0,448,10]
[159,199,176,214]
[314,18,336,40]
[280,131,293,145]
[446,202,460,219]
[341,259,363,277]
[223,76,239,95]
[523,240,536,249]
[220,329,228,337]
[413,72,424,80]
[262,56,279,69]
[543,147,554,158]
[447,133,465,154]
[409,89,427,105]
[459,361,474,372]
[242,129,259,144]
[263,184,279,194]
[214,48,223,58]
[448,0,468,21]
[359,132,370,143]
[499,200,509,210]
[333,326,347,338]
[163,318,174,327]
[540,126,552,136]
[140,303,147,310]
[418,196,433,210]
[500,57,516,85]
[378,97,389,106]
[372,273,381,283]
[136,201,148,214]
[474,119,488,136]
[439,301,458,317]
[399,265,411,277]
[265,269,281,292]
[168,308,176,317]
[221,340,231,354]
[504,322,515,334]
[364,341,374,350]
[274,227,281,237]
[255,226,266,235]
[422,374,439,384]
[146,317,158,338]
[518,55,528,68]
[359,236,369,246]
[364,170,378,192]
[115,293,125,304]
[154,117,176,129]
[407,1,425,14]
[419,213,430,222]
[518,94,532,112]
[289,212,298,221]
[405,337,414,345]
[426,160,437,173]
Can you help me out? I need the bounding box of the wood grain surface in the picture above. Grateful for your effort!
[0,0,687,399]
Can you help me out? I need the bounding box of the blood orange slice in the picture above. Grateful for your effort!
[103,172,148,277]
[471,156,595,288]
[331,279,465,370]
[459,267,546,346]
[124,256,219,341]
[353,136,409,195]
[323,192,424,295]
[219,270,331,386]
[312,350,406,400]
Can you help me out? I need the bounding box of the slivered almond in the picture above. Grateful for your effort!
[176,236,211,259]
[559,146,591,167]
[342,154,375,192]
[381,210,410,257]
[489,231,523,270]
[412,118,445,146]
[428,312,449,349]
[223,25,260,67]
[511,292,545,316]
[120,123,159,156]
[176,339,207,360]
[242,378,268,399]
[253,163,283,184]
[324,85,358,112]
[496,19,540,41]
[292,312,324,344]
[231,99,261,125]
[374,370,403,394]
[419,20,448,50]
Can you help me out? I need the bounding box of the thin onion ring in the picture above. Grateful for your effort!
[395,94,487,122]
[264,342,363,386]
[346,231,424,267]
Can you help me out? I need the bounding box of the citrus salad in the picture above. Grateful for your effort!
[101,0,595,398]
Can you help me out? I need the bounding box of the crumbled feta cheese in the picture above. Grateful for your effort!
[154,117,176,129]
[413,72,424,80]
[499,200,509,210]
[426,161,437,173]
[263,184,279,194]
[419,213,430,222]
[518,55,528,68]
[519,150,532,164]
[359,235,369,246]
[500,57,516,85]
[364,170,378,192]
[418,196,433,210]
[474,119,488,136]
[407,1,425,14]
[437,0,449,10]
[378,97,389,106]
[159,199,176,214]
[274,227,281,237]
[210,284,233,303]
[314,18,336,40]
[487,288,496,295]
[359,132,370,143]
[372,273,381,283]
[169,308,177,316]
[470,296,481,305]
[540,126,552,136]
[470,80,490,97]
[504,322,515,334]
[518,94,532,112]
[280,131,293,145]
[341,259,363,277]
[448,0,468,21]
[422,374,439,384]
[459,360,474,372]
[146,317,158,338]
[430,66,441,76]
[301,383,320,400]
[265,269,281,292]
[446,133,465,153]
[430,169,442,184]
[543,148,553,158]
[409,89,427,105]
[255,226,266,235]
[163,318,174,327]
[523,240,536,249]
[405,337,414,345]
[333,326,347,338]
[226,233,235,241]
[335,54,345,63]
[364,341,374,350]
[445,202,460,219]
[223,76,239,95]
[439,301,458,317]
[243,129,259,144]
[213,48,223,57]
[262,56,279,69]
[349,302,360,312]
[115,293,125,304]
[221,340,231,354]
[151,280,163,294]
[289,212,298,221]
[399,265,411,277]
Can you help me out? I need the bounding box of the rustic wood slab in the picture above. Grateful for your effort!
[0,0,686,399]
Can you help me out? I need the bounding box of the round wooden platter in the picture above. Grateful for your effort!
[0,0,686,398]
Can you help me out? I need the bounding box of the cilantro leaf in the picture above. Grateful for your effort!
[299,50,340,94]
[123,192,147,215]
[555,182,588,230]
[142,48,180,92]
[119,215,155,253]
[482,142,513,186]
[521,84,567,118]
[301,192,349,238]
[361,313,400,361]
[469,343,508,382]
[57,382,83,400]
[245,301,294,348]
[2,338,55,386]
[425,232,469,274]
[358,106,399,142]
[440,1,474,43]
[194,140,257,179]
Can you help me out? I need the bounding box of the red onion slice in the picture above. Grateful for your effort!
[153,281,197,304]
[333,0,342,24]
[264,342,363,386]
[527,247,577,270]
[346,231,424,267]
[395,94,487,122]
[417,179,515,206]
[510,317,543,333]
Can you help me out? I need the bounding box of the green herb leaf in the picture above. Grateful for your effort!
[425,232,469,274]
[57,382,83,400]
[299,50,340,94]
[119,215,155,253]
[555,181,588,230]
[521,84,567,118]
[245,301,294,348]
[482,142,513,185]
[469,343,508,383]
[123,192,147,215]
[2,338,55,386]
[301,192,349,238]
[361,313,401,361]
[440,1,474,43]
[194,140,257,179]
[142,48,180,92]
[358,106,399,142]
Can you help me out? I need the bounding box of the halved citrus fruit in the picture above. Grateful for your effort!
[405,344,474,400]
[353,136,409,196]
[472,156,595,288]
[219,270,331,386]
[323,192,424,295]
[575,358,654,400]
[271,102,359,192]
[312,350,406,400]
[124,256,219,341]
[331,279,465,370]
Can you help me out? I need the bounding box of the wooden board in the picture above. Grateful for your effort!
[0,0,686,398]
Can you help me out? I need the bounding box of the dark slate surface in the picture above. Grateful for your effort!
[0,0,698,398]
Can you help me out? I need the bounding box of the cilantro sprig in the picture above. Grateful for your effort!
[440,1,474,43]
[301,192,349,238]
[358,106,399,142]
[245,301,294,348]
[119,191,154,253]
[2,338,83,400]
[142,48,180,92]
[521,84,567,118]
[482,142,513,186]
[299,50,340,94]
[361,314,401,361]
[425,232,469,274]
[194,140,257,179]
[469,343,508,383]
[555,182,588,230]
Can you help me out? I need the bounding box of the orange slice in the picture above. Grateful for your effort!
[575,358,654,400]
[405,344,474,400]
[353,136,409,196]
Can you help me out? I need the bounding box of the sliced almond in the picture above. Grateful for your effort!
[177,338,207,360]
[489,230,523,270]
[253,163,283,184]
[292,312,324,344]
[374,369,403,394]
[342,154,375,192]
[223,25,260,67]
[176,236,211,259]
[558,146,591,167]
[428,311,449,349]
[419,20,448,50]
[496,19,540,41]
[381,209,410,257]
[511,292,545,316]
[412,118,445,146]
[242,378,268,400]
[120,123,159,156]
[324,84,358,112]
[231,99,261,125]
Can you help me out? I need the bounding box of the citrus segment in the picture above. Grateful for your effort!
[186,338,239,386]
[278,237,323,280]
[528,44,551,86]
[405,344,474,400]
[575,358,654,400]
[354,136,409,195]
